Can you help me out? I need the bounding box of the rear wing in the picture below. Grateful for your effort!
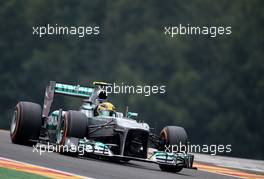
[42,81,94,118]
[55,82,94,98]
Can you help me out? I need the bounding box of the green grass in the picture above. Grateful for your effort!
[0,167,51,179]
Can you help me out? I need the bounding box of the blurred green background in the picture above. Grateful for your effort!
[0,0,263,159]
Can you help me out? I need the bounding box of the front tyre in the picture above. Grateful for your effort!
[159,165,183,173]
[159,126,188,152]
[56,110,87,156]
[10,102,42,145]
[159,126,188,173]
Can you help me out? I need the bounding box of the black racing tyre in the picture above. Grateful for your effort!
[159,126,188,173]
[56,110,87,155]
[119,158,130,163]
[10,101,42,145]
[57,110,88,143]
[159,164,183,173]
[160,126,188,151]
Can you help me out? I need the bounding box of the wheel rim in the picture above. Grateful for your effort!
[160,128,168,144]
[10,110,18,135]
[56,119,65,144]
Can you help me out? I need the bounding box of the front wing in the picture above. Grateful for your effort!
[62,137,195,169]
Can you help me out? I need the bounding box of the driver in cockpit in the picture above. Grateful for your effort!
[94,102,116,117]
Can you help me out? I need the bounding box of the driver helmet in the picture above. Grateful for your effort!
[97,102,116,117]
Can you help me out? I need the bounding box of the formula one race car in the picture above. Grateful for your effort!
[10,81,194,173]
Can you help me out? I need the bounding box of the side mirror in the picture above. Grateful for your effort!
[127,112,138,119]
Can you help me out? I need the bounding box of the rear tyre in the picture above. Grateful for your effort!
[56,110,87,156]
[159,126,188,173]
[10,102,42,145]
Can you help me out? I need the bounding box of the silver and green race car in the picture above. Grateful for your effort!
[10,81,194,173]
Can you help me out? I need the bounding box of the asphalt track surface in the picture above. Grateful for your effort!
[0,130,237,179]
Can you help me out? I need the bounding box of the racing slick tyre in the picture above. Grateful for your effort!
[159,164,183,173]
[158,126,188,173]
[56,110,87,156]
[159,126,188,151]
[10,101,42,145]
